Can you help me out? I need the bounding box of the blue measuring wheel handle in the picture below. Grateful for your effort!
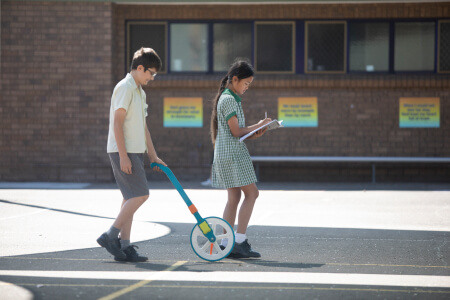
[150,162,193,205]
[151,162,215,239]
[151,163,234,261]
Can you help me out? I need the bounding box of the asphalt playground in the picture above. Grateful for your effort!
[0,181,449,299]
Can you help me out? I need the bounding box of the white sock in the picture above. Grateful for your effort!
[235,232,247,244]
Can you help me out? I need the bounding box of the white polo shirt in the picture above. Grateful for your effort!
[107,73,148,153]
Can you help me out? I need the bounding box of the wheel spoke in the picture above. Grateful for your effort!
[215,234,230,240]
[200,241,210,251]
[213,242,221,253]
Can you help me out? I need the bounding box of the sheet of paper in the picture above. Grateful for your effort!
[239,119,283,142]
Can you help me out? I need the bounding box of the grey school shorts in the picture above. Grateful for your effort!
[109,153,149,200]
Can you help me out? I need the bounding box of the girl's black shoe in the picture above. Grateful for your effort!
[229,240,261,258]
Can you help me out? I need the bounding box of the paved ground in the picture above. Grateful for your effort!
[0,181,449,299]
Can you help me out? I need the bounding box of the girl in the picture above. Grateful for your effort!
[210,60,271,258]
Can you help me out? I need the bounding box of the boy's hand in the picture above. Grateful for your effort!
[150,157,167,172]
[120,155,132,174]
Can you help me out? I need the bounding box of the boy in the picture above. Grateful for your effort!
[97,47,166,262]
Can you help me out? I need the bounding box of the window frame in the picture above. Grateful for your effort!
[304,20,347,74]
[126,21,168,74]
[347,19,391,74]
[212,21,254,74]
[438,19,450,74]
[254,21,296,74]
[168,21,211,74]
[124,18,447,76]
[392,19,437,73]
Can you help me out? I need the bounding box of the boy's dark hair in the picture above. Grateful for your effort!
[131,47,162,71]
[210,58,254,145]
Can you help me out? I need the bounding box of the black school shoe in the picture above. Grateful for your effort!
[97,233,126,260]
[114,245,148,262]
[229,240,261,259]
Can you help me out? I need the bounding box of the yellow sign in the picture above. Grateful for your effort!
[164,97,203,127]
[278,97,318,127]
[399,98,439,128]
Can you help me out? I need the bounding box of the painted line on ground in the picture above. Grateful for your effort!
[1,257,448,269]
[126,284,450,294]
[0,270,449,288]
[0,257,111,261]
[326,262,450,269]
[98,260,187,300]
[168,234,445,243]
[2,283,450,295]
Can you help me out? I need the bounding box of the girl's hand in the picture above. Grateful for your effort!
[150,157,167,172]
[253,127,268,138]
[258,117,272,125]
[120,155,133,174]
[249,118,272,139]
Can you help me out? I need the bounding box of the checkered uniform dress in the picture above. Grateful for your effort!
[212,89,257,189]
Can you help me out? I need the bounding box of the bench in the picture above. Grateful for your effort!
[251,156,450,183]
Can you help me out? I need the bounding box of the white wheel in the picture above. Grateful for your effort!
[190,217,235,261]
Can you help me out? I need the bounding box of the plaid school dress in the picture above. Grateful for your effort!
[212,89,257,189]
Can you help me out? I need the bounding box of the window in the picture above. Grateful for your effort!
[125,19,446,76]
[394,22,435,72]
[349,22,389,72]
[213,23,252,72]
[127,22,167,73]
[438,20,450,73]
[170,23,208,72]
[255,22,295,73]
[306,21,346,73]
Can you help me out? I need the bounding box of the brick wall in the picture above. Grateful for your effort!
[1,1,113,181]
[113,2,449,182]
[1,1,449,183]
[144,82,449,182]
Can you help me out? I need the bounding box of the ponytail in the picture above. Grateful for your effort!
[210,58,254,145]
[210,76,229,145]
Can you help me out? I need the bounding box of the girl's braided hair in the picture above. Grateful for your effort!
[210,59,254,145]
